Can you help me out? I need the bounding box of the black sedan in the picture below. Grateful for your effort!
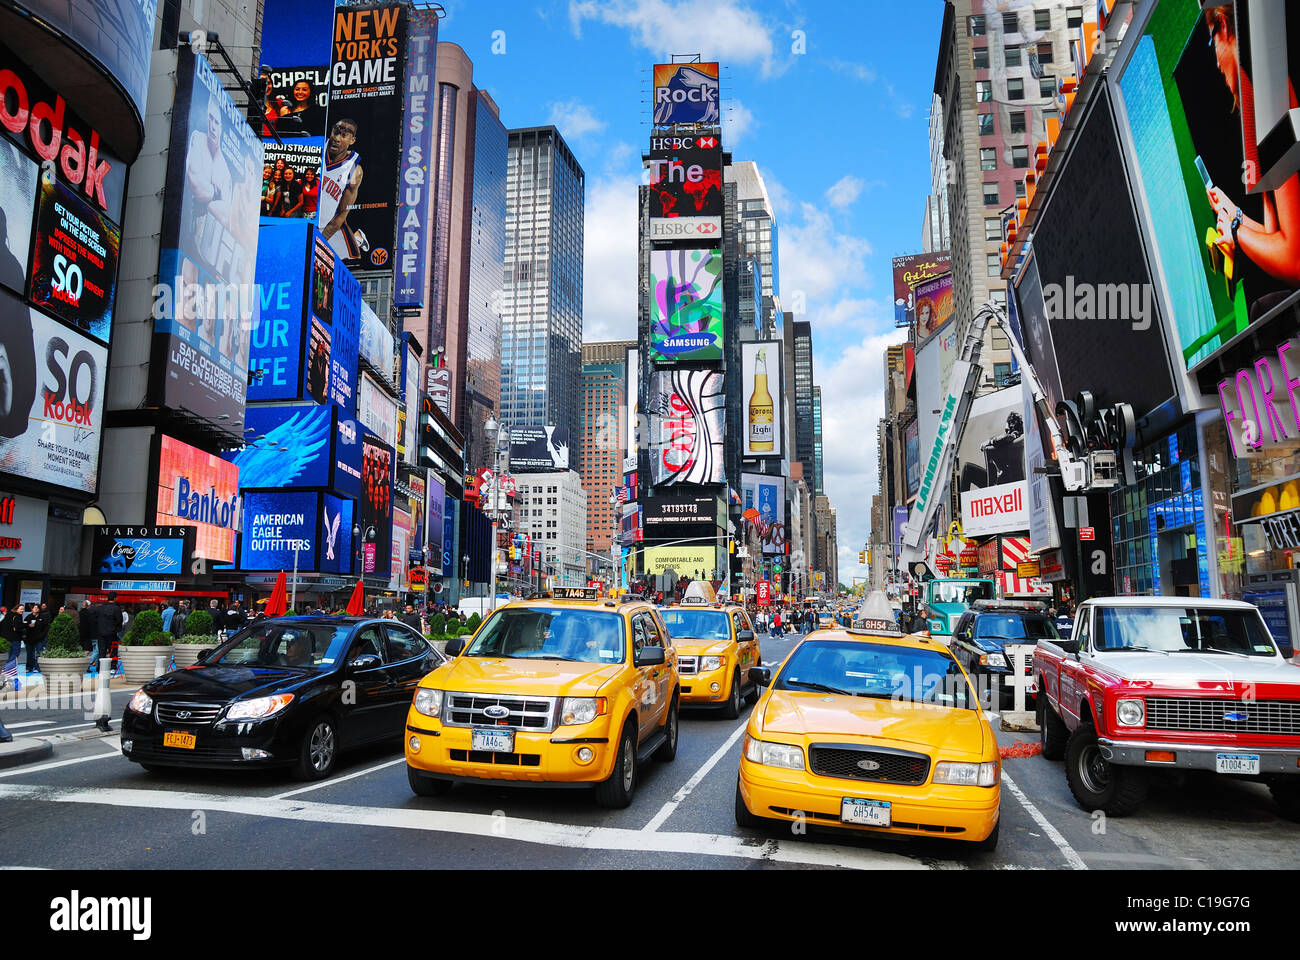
[121,617,445,780]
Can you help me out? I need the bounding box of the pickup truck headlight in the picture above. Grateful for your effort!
[701,656,725,672]
[560,697,606,725]
[980,653,1007,668]
[743,735,805,770]
[1116,698,1145,727]
[413,688,443,718]
[933,761,999,787]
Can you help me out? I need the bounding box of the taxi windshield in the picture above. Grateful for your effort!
[465,608,626,663]
[775,639,975,709]
[209,622,350,670]
[659,609,730,640]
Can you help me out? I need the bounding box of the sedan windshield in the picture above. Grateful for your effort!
[1093,607,1278,656]
[975,614,1059,642]
[208,622,352,669]
[465,608,626,663]
[659,609,730,641]
[775,639,975,709]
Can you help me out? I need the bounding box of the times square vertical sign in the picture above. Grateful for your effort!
[393,10,438,308]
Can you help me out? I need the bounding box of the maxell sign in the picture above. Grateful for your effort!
[960,481,1028,537]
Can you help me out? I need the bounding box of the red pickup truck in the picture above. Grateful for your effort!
[1034,596,1300,818]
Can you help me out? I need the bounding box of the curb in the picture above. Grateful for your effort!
[0,737,54,769]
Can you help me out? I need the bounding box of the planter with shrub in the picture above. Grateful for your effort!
[183,609,214,637]
[120,614,175,683]
[172,633,221,668]
[36,613,91,688]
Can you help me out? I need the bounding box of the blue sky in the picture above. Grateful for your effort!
[416,0,944,585]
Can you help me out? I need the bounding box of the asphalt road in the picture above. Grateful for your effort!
[1,630,1298,871]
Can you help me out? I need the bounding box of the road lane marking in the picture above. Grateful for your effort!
[642,720,748,832]
[999,769,1087,870]
[0,783,928,870]
[271,757,407,800]
[0,744,122,779]
[4,721,54,729]
[0,687,131,709]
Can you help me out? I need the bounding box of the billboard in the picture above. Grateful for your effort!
[643,546,717,578]
[359,300,395,380]
[319,492,354,574]
[0,292,108,493]
[334,415,362,499]
[360,434,392,575]
[913,273,954,347]
[156,47,264,431]
[642,494,719,526]
[741,341,783,458]
[741,472,786,556]
[400,340,419,463]
[91,526,194,577]
[262,67,330,138]
[648,370,725,487]
[427,475,445,559]
[905,420,920,498]
[1117,1,1300,370]
[228,404,332,489]
[322,1,408,270]
[509,426,571,472]
[27,173,119,342]
[891,252,951,327]
[652,62,719,125]
[240,490,318,571]
[650,248,723,362]
[261,143,324,218]
[154,434,242,563]
[359,374,398,448]
[647,132,723,225]
[625,346,639,457]
[956,382,1027,537]
[0,137,36,299]
[394,10,439,308]
[915,314,958,460]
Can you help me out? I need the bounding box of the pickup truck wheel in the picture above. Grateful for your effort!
[1037,693,1068,761]
[1064,723,1148,815]
[1270,780,1300,822]
[595,720,637,809]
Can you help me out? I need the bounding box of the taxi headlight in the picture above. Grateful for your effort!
[701,656,724,672]
[743,735,804,770]
[128,689,153,715]
[560,697,606,725]
[414,688,443,718]
[933,761,999,787]
[226,694,295,721]
[1116,698,1145,727]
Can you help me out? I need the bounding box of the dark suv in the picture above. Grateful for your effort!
[950,601,1059,708]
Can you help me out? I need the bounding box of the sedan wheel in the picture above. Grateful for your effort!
[295,716,338,781]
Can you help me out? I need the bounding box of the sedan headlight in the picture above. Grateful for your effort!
[128,689,153,715]
[933,761,999,787]
[743,735,805,770]
[980,653,1007,668]
[225,694,295,721]
[560,697,606,725]
[413,688,443,718]
[1116,698,1145,727]
[701,656,725,672]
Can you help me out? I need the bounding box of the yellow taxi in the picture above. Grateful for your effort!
[735,592,1002,851]
[658,581,760,718]
[405,587,679,808]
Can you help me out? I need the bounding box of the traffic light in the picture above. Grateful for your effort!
[859,550,866,564]
[867,549,872,565]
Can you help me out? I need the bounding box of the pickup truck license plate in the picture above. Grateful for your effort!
[841,798,891,827]
[162,730,196,750]
[1215,753,1260,775]
[471,728,515,753]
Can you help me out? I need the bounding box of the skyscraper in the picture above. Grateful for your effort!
[726,160,781,338]
[785,320,816,491]
[580,341,633,568]
[500,126,585,448]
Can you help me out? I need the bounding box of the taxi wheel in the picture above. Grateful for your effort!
[294,716,338,781]
[967,817,1000,853]
[744,676,761,706]
[408,765,454,798]
[721,671,742,719]
[1064,722,1147,815]
[595,720,637,808]
[654,695,679,762]
[734,780,766,829]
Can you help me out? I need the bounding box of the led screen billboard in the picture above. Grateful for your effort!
[360,434,392,575]
[240,490,318,571]
[154,434,242,563]
[155,47,263,431]
[27,175,120,341]
[261,143,324,218]
[740,472,786,556]
[650,248,723,362]
[359,300,395,380]
[262,67,329,138]
[334,415,362,499]
[956,382,1028,537]
[0,137,36,299]
[647,132,722,223]
[652,62,719,125]
[359,374,398,448]
[913,273,953,347]
[648,370,725,487]
[248,220,308,400]
[509,426,571,471]
[891,252,951,327]
[0,291,107,493]
[741,341,783,458]
[321,2,408,271]
[319,492,354,574]
[394,10,439,308]
[228,404,332,489]
[1117,0,1300,370]
[92,526,194,578]
[625,346,639,457]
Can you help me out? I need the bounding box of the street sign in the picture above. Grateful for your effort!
[756,580,771,606]
[1079,527,1095,541]
[1017,560,1040,578]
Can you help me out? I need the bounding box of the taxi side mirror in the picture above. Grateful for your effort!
[738,629,754,642]
[445,636,466,658]
[636,645,665,667]
[748,666,772,687]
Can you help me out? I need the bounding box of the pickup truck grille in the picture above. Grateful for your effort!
[809,744,931,785]
[1145,697,1300,736]
[443,694,556,733]
[677,656,698,675]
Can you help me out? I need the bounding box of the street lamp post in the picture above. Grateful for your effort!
[484,415,511,613]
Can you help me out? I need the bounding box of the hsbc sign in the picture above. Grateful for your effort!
[649,217,721,242]
[649,135,718,151]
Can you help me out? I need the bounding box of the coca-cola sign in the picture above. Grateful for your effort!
[648,369,725,487]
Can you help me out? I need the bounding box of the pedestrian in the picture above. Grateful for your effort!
[401,603,423,634]
[95,592,122,665]
[78,600,96,654]
[171,600,190,638]
[772,608,783,639]
[1,604,23,680]
[224,599,247,638]
[161,600,176,634]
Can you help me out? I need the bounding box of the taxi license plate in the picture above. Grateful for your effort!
[471,728,515,753]
[162,730,196,750]
[1215,753,1260,775]
[841,798,891,827]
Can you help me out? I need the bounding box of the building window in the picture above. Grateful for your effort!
[1009,110,1027,134]
[985,217,1002,241]
[1067,6,1083,29]
[972,47,989,69]
[1034,8,1051,30]
[1002,11,1019,33]
[1040,76,1056,99]
[993,362,1013,386]
[991,329,1010,351]
[1038,42,1054,64]
[1007,77,1024,100]
[1005,45,1022,68]
[987,253,1001,277]
[1015,179,1027,198]
[990,288,1008,308]
[975,80,992,102]
[1012,145,1030,168]
[978,112,994,136]
[983,182,1000,205]
[980,147,997,170]
[969,14,986,36]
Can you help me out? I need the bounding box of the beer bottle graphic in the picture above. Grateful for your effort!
[748,347,774,452]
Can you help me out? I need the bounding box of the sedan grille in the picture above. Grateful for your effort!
[1145,697,1300,736]
[678,656,698,676]
[155,702,225,726]
[809,744,931,785]
[444,694,556,732]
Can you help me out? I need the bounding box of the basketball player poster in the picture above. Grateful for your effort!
[322,2,407,271]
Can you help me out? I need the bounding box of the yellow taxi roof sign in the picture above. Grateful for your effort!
[680,581,718,606]
[848,590,904,636]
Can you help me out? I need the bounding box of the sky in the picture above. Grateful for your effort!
[413,0,945,587]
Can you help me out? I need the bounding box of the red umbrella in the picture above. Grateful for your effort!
[346,579,365,616]
[265,570,288,618]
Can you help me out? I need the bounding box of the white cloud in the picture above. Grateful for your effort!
[826,59,916,120]
[818,296,889,328]
[569,0,775,69]
[548,100,606,140]
[825,175,864,209]
[582,174,641,342]
[778,202,873,306]
[723,99,757,145]
[757,165,793,218]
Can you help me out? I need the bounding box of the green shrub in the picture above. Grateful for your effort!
[466,613,481,631]
[122,610,163,645]
[0,638,8,655]
[176,632,220,646]
[47,611,80,650]
[429,612,446,636]
[184,609,214,636]
[145,631,174,646]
